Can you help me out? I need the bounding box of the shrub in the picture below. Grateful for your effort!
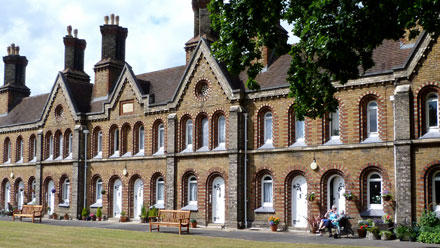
[96,207,102,218]
[148,206,158,218]
[395,224,409,239]
[120,211,126,217]
[417,232,440,244]
[81,208,88,217]
[140,205,147,218]
[419,209,439,227]
[367,226,380,235]
[380,230,393,238]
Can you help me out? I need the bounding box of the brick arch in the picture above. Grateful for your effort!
[320,169,345,213]
[415,84,440,138]
[179,114,193,152]
[43,131,53,160]
[422,162,440,211]
[195,111,209,150]
[121,123,132,156]
[133,121,145,155]
[54,130,63,159]
[150,171,165,207]
[128,174,144,218]
[252,168,276,210]
[357,164,392,213]
[180,169,199,207]
[90,174,103,205]
[108,124,119,157]
[15,135,24,163]
[59,174,70,205]
[284,169,308,226]
[255,105,278,148]
[27,176,36,203]
[358,92,385,142]
[321,97,346,144]
[211,109,228,149]
[204,169,228,224]
[3,137,11,163]
[92,126,103,157]
[28,134,36,161]
[63,129,72,158]
[107,175,123,217]
[151,118,166,155]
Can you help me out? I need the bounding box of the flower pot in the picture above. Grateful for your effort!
[381,235,392,240]
[140,217,147,223]
[191,221,197,228]
[64,214,69,220]
[357,229,367,238]
[120,216,128,222]
[98,217,102,221]
[270,224,278,232]
[82,216,86,221]
[52,213,58,220]
[91,216,96,221]
[383,195,392,201]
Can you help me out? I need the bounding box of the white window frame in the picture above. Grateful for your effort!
[262,175,273,207]
[367,101,378,137]
[62,178,70,204]
[56,134,63,160]
[17,139,23,163]
[156,177,165,205]
[330,108,340,138]
[31,179,36,200]
[32,137,37,161]
[188,176,197,205]
[4,139,11,163]
[426,93,439,131]
[158,124,164,151]
[138,126,144,153]
[201,118,209,148]
[67,133,73,157]
[48,135,54,160]
[218,115,226,147]
[96,178,102,203]
[367,173,382,210]
[263,112,273,144]
[112,129,119,156]
[295,117,305,142]
[185,119,193,150]
[97,131,103,156]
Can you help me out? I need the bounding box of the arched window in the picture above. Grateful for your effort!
[45,133,54,160]
[262,175,273,207]
[218,115,226,148]
[29,135,36,162]
[55,131,63,160]
[30,178,36,203]
[121,124,131,156]
[134,123,144,156]
[60,178,70,205]
[65,131,73,159]
[426,93,439,131]
[295,117,305,143]
[367,173,382,209]
[138,126,144,154]
[96,178,102,203]
[110,127,119,157]
[330,108,340,138]
[367,101,378,137]
[156,177,165,207]
[198,117,209,151]
[158,123,164,152]
[432,172,440,208]
[184,119,193,152]
[96,130,103,158]
[4,138,11,163]
[188,176,197,205]
[16,137,24,163]
[264,112,273,145]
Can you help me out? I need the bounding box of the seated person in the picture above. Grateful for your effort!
[318,205,339,237]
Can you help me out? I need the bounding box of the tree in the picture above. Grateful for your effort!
[208,0,440,119]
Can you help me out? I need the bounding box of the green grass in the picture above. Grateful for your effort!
[0,221,366,248]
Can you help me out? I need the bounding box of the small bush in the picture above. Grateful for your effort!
[81,208,89,217]
[419,209,439,227]
[96,207,102,217]
[417,232,440,244]
[148,206,158,218]
[140,205,147,218]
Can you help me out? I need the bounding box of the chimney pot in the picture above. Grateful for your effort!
[110,14,115,25]
[15,46,19,55]
[67,25,73,36]
[73,29,78,38]
[7,46,11,55]
[116,15,119,26]
[104,15,109,25]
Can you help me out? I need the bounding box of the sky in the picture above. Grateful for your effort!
[0,0,295,96]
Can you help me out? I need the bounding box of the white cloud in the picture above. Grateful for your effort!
[0,0,294,96]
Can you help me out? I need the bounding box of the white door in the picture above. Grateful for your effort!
[17,181,24,210]
[113,179,122,217]
[292,175,307,227]
[133,179,143,220]
[5,182,10,211]
[212,177,225,224]
[48,180,55,215]
[328,175,345,213]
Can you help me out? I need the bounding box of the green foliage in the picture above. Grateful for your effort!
[209,0,440,119]
[96,207,102,218]
[380,230,393,238]
[147,206,158,218]
[366,226,380,235]
[417,231,440,244]
[394,224,410,239]
[81,208,89,217]
[190,219,197,223]
[120,211,126,217]
[419,209,439,227]
[140,205,147,218]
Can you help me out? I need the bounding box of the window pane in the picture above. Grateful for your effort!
[114,130,119,152]
[368,107,378,133]
[428,97,438,127]
[264,113,272,142]
[218,116,225,144]
[263,182,272,203]
[159,124,164,148]
[139,127,144,150]
[369,181,381,204]
[186,120,193,145]
[157,181,164,201]
[68,134,72,154]
[98,132,102,152]
[330,110,339,136]
[202,118,208,147]
[189,182,197,202]
[435,180,440,205]
[97,182,102,200]
[296,119,304,139]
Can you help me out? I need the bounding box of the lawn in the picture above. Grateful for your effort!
[0,221,367,248]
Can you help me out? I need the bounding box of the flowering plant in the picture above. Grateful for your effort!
[268,216,280,226]
[51,188,56,194]
[308,192,315,201]
[89,213,95,217]
[383,214,393,224]
[343,191,355,200]
[359,224,368,230]
[382,190,392,201]
[358,219,370,227]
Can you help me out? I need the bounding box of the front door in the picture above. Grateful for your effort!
[48,180,55,215]
[5,182,10,211]
[113,179,122,217]
[328,175,345,213]
[133,179,143,220]
[292,175,307,227]
[17,181,24,210]
[212,177,225,224]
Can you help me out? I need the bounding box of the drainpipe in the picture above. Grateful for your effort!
[244,113,248,228]
[83,129,89,210]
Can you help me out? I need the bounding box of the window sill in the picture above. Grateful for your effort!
[153,149,165,156]
[197,146,209,152]
[324,137,342,146]
[29,158,37,163]
[90,202,103,208]
[420,130,440,139]
[134,151,144,157]
[359,209,384,218]
[58,202,70,208]
[154,203,165,209]
[290,140,306,147]
[94,154,102,159]
[27,198,37,205]
[362,136,382,143]
[254,207,275,213]
[65,154,73,160]
[181,204,198,212]
[259,143,274,150]
[213,144,226,151]
[109,152,120,158]
[181,146,193,153]
[121,152,132,157]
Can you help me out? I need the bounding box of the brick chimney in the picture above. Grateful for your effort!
[0,44,31,115]
[259,24,289,68]
[185,0,217,64]
[62,26,90,83]
[93,14,127,99]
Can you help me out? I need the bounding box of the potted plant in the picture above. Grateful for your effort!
[148,206,158,221]
[395,224,410,241]
[357,219,370,238]
[308,192,316,202]
[268,216,280,232]
[47,207,51,217]
[51,188,56,194]
[305,215,320,233]
[81,207,88,221]
[119,211,128,222]
[408,222,419,242]
[101,189,106,195]
[382,190,392,201]
[52,212,58,220]
[380,230,393,240]
[190,218,197,228]
[96,207,102,221]
[140,205,147,223]
[90,213,96,221]
[343,191,355,200]
[367,226,381,240]
[64,213,69,220]
[383,214,394,228]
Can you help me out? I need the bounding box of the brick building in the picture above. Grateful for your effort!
[0,1,439,229]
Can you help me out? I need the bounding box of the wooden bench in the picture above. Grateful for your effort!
[149,210,191,235]
[12,205,43,223]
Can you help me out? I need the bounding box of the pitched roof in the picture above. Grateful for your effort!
[0,93,49,127]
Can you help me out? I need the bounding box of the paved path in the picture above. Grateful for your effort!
[2,217,439,248]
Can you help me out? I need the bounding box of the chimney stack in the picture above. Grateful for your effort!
[62,26,90,83]
[93,14,127,99]
[0,44,31,115]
